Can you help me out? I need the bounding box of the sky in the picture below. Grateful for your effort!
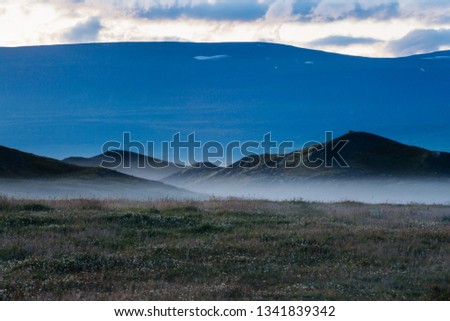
[0,0,450,57]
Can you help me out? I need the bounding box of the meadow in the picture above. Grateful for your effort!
[1,196,449,300]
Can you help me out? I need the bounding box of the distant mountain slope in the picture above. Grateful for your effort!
[162,132,450,203]
[0,146,200,200]
[0,146,100,178]
[1,42,450,157]
[63,150,181,180]
[165,131,450,184]
[298,131,450,176]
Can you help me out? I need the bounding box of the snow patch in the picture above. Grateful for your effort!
[422,55,450,60]
[194,55,230,61]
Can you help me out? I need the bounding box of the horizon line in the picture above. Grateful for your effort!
[1,40,449,59]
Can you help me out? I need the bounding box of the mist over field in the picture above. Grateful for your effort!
[0,179,200,201]
[3,130,450,205]
[1,176,449,205]
[163,177,450,205]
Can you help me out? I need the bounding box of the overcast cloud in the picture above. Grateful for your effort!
[388,28,450,56]
[64,16,102,42]
[0,0,449,56]
[310,35,381,47]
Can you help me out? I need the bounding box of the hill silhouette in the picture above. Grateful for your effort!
[165,131,450,183]
[64,150,181,180]
[0,146,103,178]
[0,146,199,200]
[279,131,450,177]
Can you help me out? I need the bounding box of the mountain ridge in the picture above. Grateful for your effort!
[164,131,450,184]
[2,41,449,59]
[2,42,450,158]
[63,150,182,181]
[0,145,200,200]
[2,131,450,202]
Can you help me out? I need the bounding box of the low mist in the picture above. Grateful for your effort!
[0,178,200,201]
[167,177,450,205]
[1,177,449,205]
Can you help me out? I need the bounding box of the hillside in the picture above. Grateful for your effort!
[0,146,105,179]
[161,132,450,203]
[1,42,450,158]
[279,131,450,177]
[0,146,199,200]
[64,150,181,180]
[166,131,450,183]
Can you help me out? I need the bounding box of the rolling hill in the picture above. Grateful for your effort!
[0,146,199,200]
[1,146,87,178]
[1,42,450,159]
[63,150,181,181]
[2,133,450,203]
[165,131,450,183]
[161,132,450,204]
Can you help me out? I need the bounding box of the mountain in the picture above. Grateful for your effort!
[1,42,450,158]
[165,131,450,184]
[63,150,181,180]
[0,146,92,178]
[297,131,450,176]
[0,146,200,200]
[162,132,450,204]
[2,136,450,203]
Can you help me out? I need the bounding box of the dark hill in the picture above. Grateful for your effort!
[0,146,98,178]
[63,150,181,180]
[165,131,450,184]
[0,146,200,200]
[289,131,450,176]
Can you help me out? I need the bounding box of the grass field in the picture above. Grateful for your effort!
[1,196,449,300]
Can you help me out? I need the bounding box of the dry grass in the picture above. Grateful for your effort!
[0,197,449,300]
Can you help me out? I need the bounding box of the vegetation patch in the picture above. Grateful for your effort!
[21,203,53,212]
[0,215,62,230]
[1,199,449,300]
[0,246,30,261]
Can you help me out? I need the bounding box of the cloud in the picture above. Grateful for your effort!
[436,15,450,24]
[128,0,401,22]
[388,29,450,56]
[310,1,400,22]
[291,0,320,16]
[64,16,102,42]
[128,0,267,21]
[265,0,297,21]
[310,35,381,47]
[350,2,399,20]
